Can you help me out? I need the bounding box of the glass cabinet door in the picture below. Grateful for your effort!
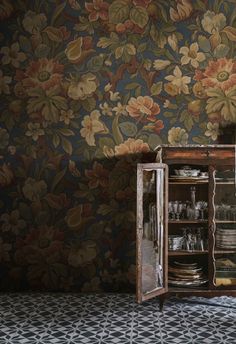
[213,166,236,288]
[136,163,168,303]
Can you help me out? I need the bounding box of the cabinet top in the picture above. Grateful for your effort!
[155,144,236,150]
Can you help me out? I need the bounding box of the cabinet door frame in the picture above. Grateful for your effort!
[136,163,169,303]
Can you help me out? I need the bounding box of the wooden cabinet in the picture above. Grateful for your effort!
[136,145,236,303]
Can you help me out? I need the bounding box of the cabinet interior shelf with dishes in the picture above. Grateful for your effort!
[136,145,236,305]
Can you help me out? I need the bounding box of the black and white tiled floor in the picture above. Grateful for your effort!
[0,293,236,343]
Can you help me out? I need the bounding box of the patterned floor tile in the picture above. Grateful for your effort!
[0,294,235,344]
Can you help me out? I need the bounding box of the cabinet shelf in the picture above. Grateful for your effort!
[169,181,208,185]
[214,250,236,254]
[216,182,235,185]
[215,220,236,224]
[168,250,208,256]
[169,220,208,224]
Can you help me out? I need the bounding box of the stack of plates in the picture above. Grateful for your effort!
[168,261,208,287]
[216,227,236,249]
[168,235,183,251]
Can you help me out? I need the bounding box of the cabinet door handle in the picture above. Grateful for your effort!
[206,150,210,157]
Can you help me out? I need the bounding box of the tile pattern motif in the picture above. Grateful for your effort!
[0,293,235,344]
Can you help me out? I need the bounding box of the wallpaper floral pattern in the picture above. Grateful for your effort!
[0,0,236,292]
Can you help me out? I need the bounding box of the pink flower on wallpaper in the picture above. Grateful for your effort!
[126,96,160,122]
[196,58,236,91]
[16,58,64,91]
[85,0,109,22]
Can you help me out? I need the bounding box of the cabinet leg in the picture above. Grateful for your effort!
[159,296,165,312]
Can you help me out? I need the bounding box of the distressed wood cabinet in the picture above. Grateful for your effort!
[136,145,236,303]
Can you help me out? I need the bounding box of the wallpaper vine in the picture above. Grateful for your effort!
[0,0,236,292]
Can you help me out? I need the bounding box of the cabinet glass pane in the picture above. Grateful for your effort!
[142,168,165,294]
[214,168,236,287]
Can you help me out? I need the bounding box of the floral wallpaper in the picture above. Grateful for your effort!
[0,0,236,292]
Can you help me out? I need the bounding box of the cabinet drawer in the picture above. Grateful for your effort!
[163,148,235,164]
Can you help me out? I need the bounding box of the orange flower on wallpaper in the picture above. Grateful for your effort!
[85,0,109,22]
[197,58,236,91]
[85,161,109,189]
[114,138,150,156]
[16,58,64,91]
[126,96,160,122]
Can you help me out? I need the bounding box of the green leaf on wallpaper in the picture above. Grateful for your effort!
[148,134,162,149]
[108,0,130,24]
[50,1,66,25]
[81,97,96,112]
[119,121,137,137]
[157,4,168,22]
[195,0,206,11]
[98,203,114,215]
[170,118,177,125]
[151,82,163,96]
[137,42,147,53]
[87,55,104,72]
[163,111,175,118]
[35,44,50,58]
[150,24,159,42]
[51,167,67,192]
[19,202,31,220]
[110,168,130,191]
[135,85,142,97]
[198,35,211,52]
[52,133,60,148]
[58,129,75,136]
[180,110,194,132]
[125,82,140,90]
[130,7,149,28]
[213,44,230,58]
[61,137,73,155]
[19,35,31,52]
[192,136,209,144]
[98,137,115,149]
[112,116,123,144]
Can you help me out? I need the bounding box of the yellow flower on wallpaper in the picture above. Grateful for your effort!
[205,122,219,141]
[25,123,45,141]
[80,110,108,146]
[201,11,226,34]
[1,43,26,68]
[68,73,99,100]
[168,127,188,145]
[22,10,47,33]
[180,42,205,68]
[165,66,191,95]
